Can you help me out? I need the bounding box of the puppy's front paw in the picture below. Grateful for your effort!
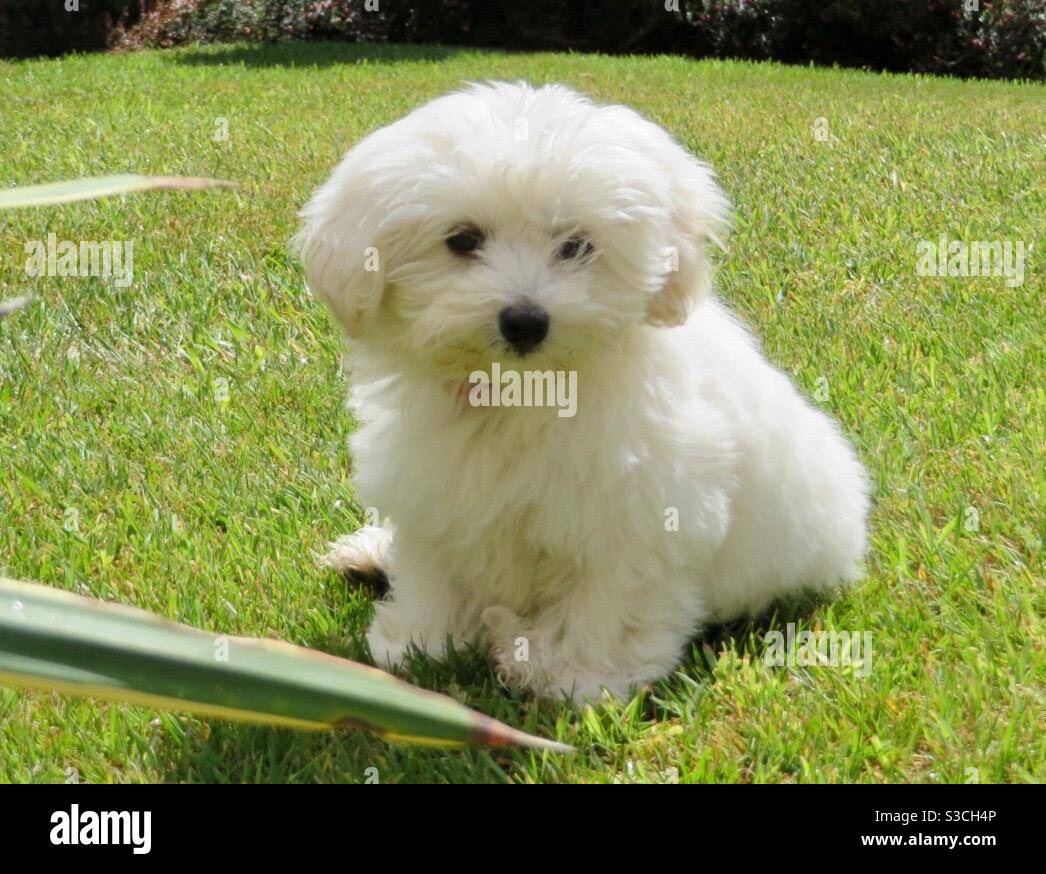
[321,525,392,596]
[481,605,547,693]
[480,606,634,702]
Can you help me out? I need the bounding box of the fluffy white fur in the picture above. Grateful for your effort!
[296,82,870,702]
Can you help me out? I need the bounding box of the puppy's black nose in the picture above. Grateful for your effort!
[499,303,549,356]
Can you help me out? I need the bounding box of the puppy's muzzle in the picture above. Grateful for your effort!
[499,303,549,356]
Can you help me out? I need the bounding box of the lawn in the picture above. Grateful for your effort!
[0,41,1041,784]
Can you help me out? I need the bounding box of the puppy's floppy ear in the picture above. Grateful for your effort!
[293,158,387,338]
[646,152,729,328]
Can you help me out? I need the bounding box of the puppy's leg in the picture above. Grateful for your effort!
[364,542,481,671]
[322,526,478,668]
[482,567,708,702]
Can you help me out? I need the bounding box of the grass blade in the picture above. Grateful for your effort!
[0,577,572,753]
[0,175,236,208]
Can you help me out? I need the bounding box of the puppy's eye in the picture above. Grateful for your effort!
[558,235,593,261]
[445,226,484,257]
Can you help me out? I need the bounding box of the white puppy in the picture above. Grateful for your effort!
[295,82,870,701]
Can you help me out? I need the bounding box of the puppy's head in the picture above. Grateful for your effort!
[295,82,727,377]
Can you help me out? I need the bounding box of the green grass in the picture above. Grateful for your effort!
[0,41,1042,784]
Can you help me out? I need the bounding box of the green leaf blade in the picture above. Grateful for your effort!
[0,175,236,208]
[0,578,572,754]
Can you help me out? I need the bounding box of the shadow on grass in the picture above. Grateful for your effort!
[702,591,834,665]
[168,41,470,69]
[638,591,834,723]
[155,579,828,783]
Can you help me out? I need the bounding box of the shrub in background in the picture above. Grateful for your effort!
[182,0,387,43]
[683,0,1043,80]
[115,0,390,48]
[5,0,1043,80]
[685,0,971,71]
[0,0,143,57]
[366,0,1043,79]
[972,0,1045,78]
[387,0,697,54]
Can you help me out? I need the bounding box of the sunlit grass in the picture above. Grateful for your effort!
[0,42,1041,783]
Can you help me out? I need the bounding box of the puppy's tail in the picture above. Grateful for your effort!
[320,525,392,598]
